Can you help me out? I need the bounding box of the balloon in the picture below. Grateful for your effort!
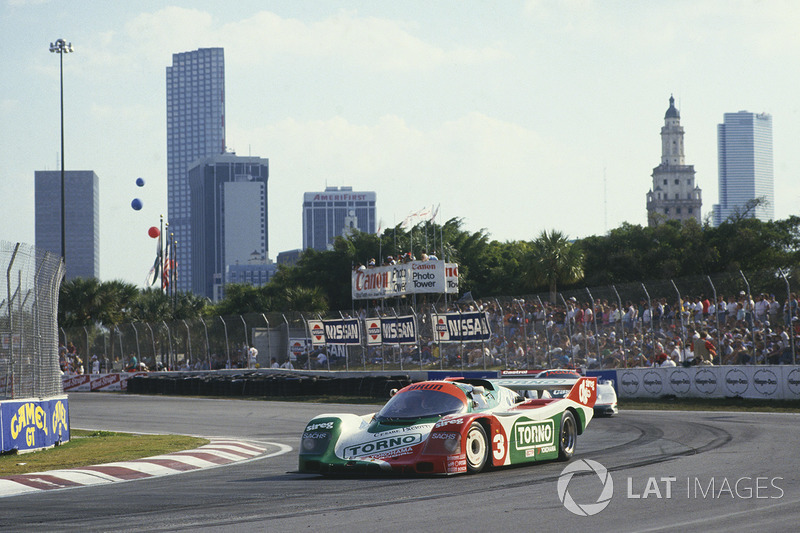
[148,226,160,239]
[131,198,143,210]
[136,177,145,187]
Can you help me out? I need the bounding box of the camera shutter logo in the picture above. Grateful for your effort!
[557,459,614,516]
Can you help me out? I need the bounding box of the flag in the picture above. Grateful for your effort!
[145,235,162,286]
[430,203,440,221]
[162,241,172,289]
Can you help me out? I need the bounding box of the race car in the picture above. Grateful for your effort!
[533,369,617,417]
[298,376,597,475]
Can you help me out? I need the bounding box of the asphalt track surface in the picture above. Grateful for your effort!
[2,393,799,532]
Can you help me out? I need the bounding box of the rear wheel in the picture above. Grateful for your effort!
[465,422,489,473]
[558,411,577,461]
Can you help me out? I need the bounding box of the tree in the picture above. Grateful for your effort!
[527,230,584,302]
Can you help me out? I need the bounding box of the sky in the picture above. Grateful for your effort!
[1,0,799,287]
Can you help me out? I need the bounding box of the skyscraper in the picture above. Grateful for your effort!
[302,186,376,251]
[166,47,226,292]
[646,96,702,226]
[712,111,774,225]
[188,154,269,300]
[35,170,100,280]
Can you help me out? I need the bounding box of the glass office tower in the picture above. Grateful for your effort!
[166,47,226,292]
[34,170,100,280]
[712,111,773,225]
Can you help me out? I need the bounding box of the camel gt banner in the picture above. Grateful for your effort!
[309,318,362,345]
[352,261,459,299]
[1,396,70,453]
[431,312,492,342]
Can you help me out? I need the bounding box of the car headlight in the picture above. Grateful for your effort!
[300,431,331,455]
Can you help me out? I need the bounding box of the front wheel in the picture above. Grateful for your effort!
[558,411,577,461]
[465,422,489,473]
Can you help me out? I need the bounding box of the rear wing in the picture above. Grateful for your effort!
[495,377,597,408]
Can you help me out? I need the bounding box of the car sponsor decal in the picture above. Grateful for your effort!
[513,419,555,451]
[344,433,424,458]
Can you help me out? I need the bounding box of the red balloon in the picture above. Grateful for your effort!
[148,226,160,239]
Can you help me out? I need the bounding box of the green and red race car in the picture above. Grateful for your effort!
[299,376,597,475]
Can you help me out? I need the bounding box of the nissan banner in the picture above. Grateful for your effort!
[431,312,492,342]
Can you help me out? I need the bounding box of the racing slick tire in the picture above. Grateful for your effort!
[558,410,577,461]
[465,422,489,474]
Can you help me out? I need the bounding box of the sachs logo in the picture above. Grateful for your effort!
[557,459,613,516]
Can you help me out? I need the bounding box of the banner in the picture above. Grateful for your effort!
[308,320,325,346]
[1,396,70,453]
[288,338,311,361]
[432,312,492,342]
[365,316,417,346]
[307,318,362,345]
[62,372,148,392]
[352,261,459,299]
[615,365,800,400]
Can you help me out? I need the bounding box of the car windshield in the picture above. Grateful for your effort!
[376,390,466,420]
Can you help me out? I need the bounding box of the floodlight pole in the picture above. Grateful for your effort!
[49,38,73,264]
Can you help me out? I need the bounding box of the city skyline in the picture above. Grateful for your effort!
[2,2,798,286]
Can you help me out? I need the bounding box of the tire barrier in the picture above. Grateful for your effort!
[125,371,413,399]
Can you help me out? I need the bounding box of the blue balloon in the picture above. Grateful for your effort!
[131,198,143,211]
[136,177,145,187]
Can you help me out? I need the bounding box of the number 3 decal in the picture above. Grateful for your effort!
[493,432,506,462]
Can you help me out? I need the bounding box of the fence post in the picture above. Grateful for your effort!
[641,283,653,363]
[161,321,173,370]
[130,323,141,370]
[536,295,552,368]
[740,270,757,364]
[83,326,90,373]
[515,298,529,369]
[611,285,625,367]
[145,322,157,370]
[779,269,796,365]
[240,316,249,368]
[218,316,230,369]
[558,294,575,368]
[707,276,722,364]
[182,319,192,367]
[262,313,272,367]
[670,280,685,342]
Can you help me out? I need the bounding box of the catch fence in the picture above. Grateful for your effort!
[0,241,64,399]
[60,268,798,374]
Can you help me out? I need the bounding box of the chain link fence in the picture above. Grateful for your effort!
[60,268,798,375]
[0,241,64,399]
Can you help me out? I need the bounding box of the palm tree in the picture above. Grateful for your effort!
[528,230,584,302]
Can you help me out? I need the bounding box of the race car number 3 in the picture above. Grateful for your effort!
[493,432,506,461]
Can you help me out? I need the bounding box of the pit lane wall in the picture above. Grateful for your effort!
[0,396,70,453]
[590,366,800,400]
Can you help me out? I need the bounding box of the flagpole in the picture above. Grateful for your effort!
[161,218,166,292]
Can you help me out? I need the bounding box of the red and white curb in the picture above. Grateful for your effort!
[0,439,291,498]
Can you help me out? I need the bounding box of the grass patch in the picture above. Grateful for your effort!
[619,396,800,413]
[0,429,208,477]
